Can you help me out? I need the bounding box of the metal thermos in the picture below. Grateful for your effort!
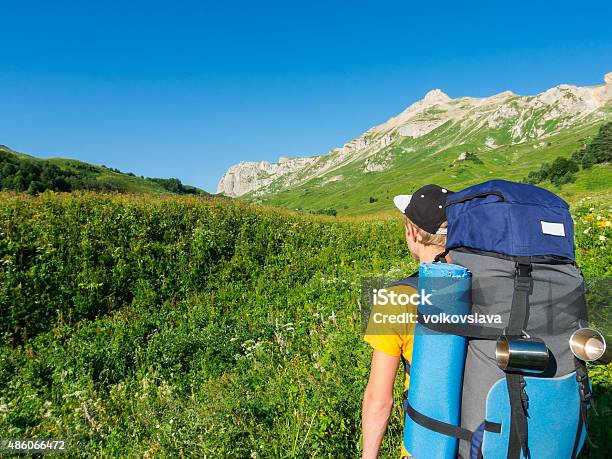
[569,328,611,364]
[495,335,550,373]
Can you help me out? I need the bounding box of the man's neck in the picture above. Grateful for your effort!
[418,245,446,264]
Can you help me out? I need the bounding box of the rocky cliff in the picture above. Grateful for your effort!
[217,73,612,197]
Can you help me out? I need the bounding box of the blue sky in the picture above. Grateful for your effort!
[1,1,611,192]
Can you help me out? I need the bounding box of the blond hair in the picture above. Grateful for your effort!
[404,216,447,247]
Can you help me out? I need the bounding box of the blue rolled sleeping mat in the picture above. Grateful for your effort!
[403,263,471,459]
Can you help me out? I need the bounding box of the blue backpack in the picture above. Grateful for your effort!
[402,180,591,459]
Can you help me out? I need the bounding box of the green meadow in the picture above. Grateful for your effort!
[0,191,610,457]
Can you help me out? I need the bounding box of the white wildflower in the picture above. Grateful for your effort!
[274,330,286,349]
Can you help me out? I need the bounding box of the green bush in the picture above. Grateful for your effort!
[309,207,337,216]
[0,192,413,456]
[525,122,611,186]
[0,191,609,457]
[525,157,578,186]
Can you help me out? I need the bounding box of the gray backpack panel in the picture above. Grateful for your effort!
[451,249,588,459]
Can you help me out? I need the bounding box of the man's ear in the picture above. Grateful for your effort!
[405,221,418,243]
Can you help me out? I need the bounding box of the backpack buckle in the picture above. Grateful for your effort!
[515,262,532,291]
[576,370,593,404]
[576,372,589,383]
[579,385,593,404]
[520,378,530,410]
[515,262,532,278]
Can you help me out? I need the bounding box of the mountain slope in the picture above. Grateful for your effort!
[218,73,612,215]
[0,145,209,196]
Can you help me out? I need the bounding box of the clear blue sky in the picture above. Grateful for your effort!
[1,1,611,192]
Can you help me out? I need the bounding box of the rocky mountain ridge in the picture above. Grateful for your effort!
[217,73,612,197]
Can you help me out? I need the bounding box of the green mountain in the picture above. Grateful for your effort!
[218,73,612,215]
[0,145,209,196]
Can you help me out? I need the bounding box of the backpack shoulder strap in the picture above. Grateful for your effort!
[505,258,532,459]
[389,271,419,290]
[388,272,418,379]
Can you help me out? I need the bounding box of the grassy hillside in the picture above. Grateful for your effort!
[0,192,609,457]
[0,145,208,196]
[253,121,611,216]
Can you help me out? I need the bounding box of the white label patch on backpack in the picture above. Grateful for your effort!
[541,221,565,237]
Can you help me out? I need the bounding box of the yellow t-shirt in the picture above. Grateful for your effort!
[363,282,418,458]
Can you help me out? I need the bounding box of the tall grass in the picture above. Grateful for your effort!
[0,191,609,457]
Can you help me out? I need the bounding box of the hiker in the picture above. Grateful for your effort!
[362,184,454,459]
[364,179,592,459]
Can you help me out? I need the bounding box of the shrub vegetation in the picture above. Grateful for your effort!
[0,191,609,457]
[525,122,611,187]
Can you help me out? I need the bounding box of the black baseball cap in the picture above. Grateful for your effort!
[393,184,455,235]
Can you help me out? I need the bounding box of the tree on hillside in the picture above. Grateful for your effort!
[0,149,205,195]
[524,122,611,186]
[572,122,612,168]
[548,157,579,186]
[149,177,201,194]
